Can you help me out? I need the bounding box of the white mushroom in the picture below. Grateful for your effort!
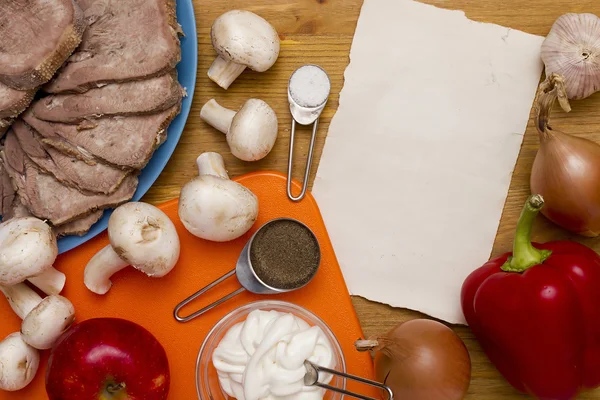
[0,217,65,295]
[179,152,259,242]
[200,98,278,162]
[0,284,75,350]
[0,332,40,391]
[84,202,180,295]
[208,10,280,89]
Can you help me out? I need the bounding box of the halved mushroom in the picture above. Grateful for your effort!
[200,98,278,161]
[178,152,259,242]
[0,217,65,295]
[0,284,75,350]
[84,202,181,295]
[208,10,280,89]
[0,332,40,391]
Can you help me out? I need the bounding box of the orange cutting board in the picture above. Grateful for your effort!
[0,171,378,400]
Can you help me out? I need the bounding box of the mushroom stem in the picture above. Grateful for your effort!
[1,284,75,350]
[84,203,180,295]
[208,56,247,90]
[84,244,129,295]
[0,283,43,320]
[200,99,236,134]
[196,152,230,179]
[27,267,66,295]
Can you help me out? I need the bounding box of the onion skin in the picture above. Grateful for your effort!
[531,74,600,236]
[356,319,471,400]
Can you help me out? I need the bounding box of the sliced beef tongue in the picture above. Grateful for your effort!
[0,162,7,214]
[0,160,15,219]
[1,143,33,221]
[0,83,36,120]
[45,0,180,94]
[0,119,11,136]
[0,168,32,223]
[32,72,182,123]
[3,131,26,176]
[1,157,103,234]
[22,103,180,169]
[54,210,103,237]
[3,197,31,221]
[0,83,36,135]
[12,119,130,194]
[2,131,138,226]
[0,0,85,90]
[1,194,32,222]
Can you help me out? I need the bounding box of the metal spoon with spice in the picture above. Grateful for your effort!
[173,218,321,323]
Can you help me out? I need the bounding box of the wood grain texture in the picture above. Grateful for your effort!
[144,0,600,397]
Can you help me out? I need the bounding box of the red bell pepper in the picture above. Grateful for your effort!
[461,194,600,400]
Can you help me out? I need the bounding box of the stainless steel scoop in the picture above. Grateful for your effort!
[173,218,321,323]
[304,361,394,400]
[287,64,331,202]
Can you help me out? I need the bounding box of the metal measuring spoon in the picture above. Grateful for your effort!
[287,64,331,202]
[304,361,394,400]
[173,218,321,323]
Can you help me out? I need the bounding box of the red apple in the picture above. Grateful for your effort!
[46,318,170,400]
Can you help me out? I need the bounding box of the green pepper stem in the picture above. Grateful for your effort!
[501,194,551,273]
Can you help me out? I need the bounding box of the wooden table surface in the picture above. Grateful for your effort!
[144,0,600,398]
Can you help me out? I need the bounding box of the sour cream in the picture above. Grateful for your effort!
[212,309,336,400]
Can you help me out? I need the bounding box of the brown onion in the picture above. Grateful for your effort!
[355,319,471,400]
[530,73,600,236]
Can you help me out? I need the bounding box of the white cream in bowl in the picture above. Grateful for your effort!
[212,309,336,400]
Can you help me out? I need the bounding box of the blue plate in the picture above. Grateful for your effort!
[57,0,198,254]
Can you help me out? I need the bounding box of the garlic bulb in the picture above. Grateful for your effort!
[541,13,600,100]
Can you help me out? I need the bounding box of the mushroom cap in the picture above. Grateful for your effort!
[228,99,278,161]
[107,202,180,277]
[0,332,40,391]
[0,217,58,286]
[179,175,259,242]
[211,10,280,72]
[21,295,75,350]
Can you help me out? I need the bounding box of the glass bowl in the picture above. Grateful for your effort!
[196,300,346,400]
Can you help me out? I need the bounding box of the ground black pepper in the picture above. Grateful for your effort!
[250,219,320,289]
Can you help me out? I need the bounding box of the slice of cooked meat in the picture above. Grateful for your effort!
[0,160,13,218]
[46,0,181,93]
[1,159,101,235]
[0,158,31,221]
[12,120,130,194]
[1,194,32,222]
[0,83,36,120]
[1,118,13,136]
[0,179,101,236]
[32,73,182,123]
[3,197,31,221]
[54,210,103,237]
[1,191,31,222]
[2,133,138,225]
[23,104,180,169]
[4,131,25,175]
[0,162,6,213]
[0,0,85,90]
[9,123,70,183]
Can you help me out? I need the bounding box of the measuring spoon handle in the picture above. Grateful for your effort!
[173,269,245,323]
[305,361,393,400]
[287,118,319,202]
